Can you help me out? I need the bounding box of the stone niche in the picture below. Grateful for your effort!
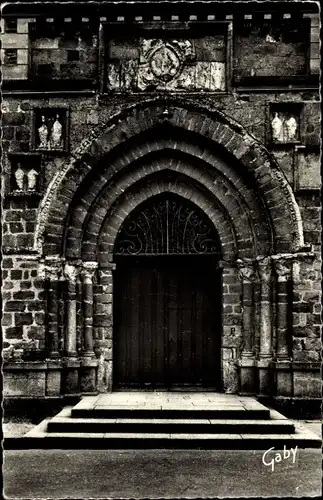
[8,153,42,196]
[267,103,302,145]
[32,107,69,153]
[104,23,228,93]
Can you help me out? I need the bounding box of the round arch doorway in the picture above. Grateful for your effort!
[113,193,223,390]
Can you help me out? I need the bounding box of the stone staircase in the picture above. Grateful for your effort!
[6,393,321,449]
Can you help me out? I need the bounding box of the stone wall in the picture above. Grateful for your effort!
[1,92,321,367]
[1,7,321,398]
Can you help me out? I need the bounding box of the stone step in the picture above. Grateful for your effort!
[47,410,295,434]
[71,407,271,420]
[5,417,320,450]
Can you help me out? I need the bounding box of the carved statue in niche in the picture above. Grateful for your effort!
[284,115,298,142]
[13,163,39,192]
[27,168,39,191]
[271,112,283,142]
[271,110,299,143]
[14,163,25,191]
[38,115,49,149]
[51,114,63,149]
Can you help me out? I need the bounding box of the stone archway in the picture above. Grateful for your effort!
[37,99,308,395]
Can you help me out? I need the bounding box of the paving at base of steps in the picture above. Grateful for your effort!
[3,392,322,499]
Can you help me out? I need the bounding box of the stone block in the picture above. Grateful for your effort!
[222,325,242,347]
[32,37,60,49]
[1,34,29,49]
[297,152,320,189]
[14,313,33,326]
[46,368,62,396]
[222,357,239,393]
[3,372,28,396]
[275,368,293,397]
[79,366,97,392]
[2,65,28,80]
[13,291,35,300]
[293,371,321,397]
[17,49,29,65]
[62,366,79,394]
[27,372,46,396]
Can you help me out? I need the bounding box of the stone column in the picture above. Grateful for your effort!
[257,256,273,394]
[80,261,98,393]
[237,260,256,394]
[61,263,80,395]
[273,256,293,396]
[81,262,98,357]
[273,258,292,360]
[45,263,62,358]
[258,257,273,358]
[64,262,78,357]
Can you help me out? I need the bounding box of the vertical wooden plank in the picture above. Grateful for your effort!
[142,265,152,383]
[195,269,205,385]
[168,264,179,385]
[155,265,165,386]
[130,266,139,384]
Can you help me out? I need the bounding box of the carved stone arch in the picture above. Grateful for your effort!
[35,98,304,256]
[76,164,263,263]
[97,180,238,264]
[65,142,272,260]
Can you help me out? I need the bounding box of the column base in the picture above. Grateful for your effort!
[257,357,273,395]
[80,358,98,392]
[49,351,60,359]
[238,357,256,395]
[274,361,293,397]
[61,358,80,394]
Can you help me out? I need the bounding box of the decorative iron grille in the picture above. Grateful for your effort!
[114,194,221,256]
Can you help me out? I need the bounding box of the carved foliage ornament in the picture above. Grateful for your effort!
[237,260,256,282]
[64,263,78,282]
[274,259,292,281]
[257,257,272,283]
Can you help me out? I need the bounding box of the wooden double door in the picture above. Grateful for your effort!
[113,256,222,389]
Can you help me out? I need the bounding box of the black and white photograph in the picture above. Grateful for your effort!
[1,1,322,498]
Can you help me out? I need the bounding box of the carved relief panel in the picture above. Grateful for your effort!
[8,153,42,196]
[32,108,69,152]
[104,24,229,93]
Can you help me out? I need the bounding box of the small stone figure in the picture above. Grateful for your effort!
[284,115,298,142]
[51,114,63,149]
[271,112,283,142]
[14,164,25,191]
[27,168,39,191]
[266,33,277,43]
[38,115,49,149]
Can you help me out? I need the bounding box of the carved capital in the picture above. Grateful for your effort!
[44,258,64,281]
[257,257,272,283]
[237,260,256,283]
[273,259,292,282]
[81,261,98,282]
[64,263,78,283]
